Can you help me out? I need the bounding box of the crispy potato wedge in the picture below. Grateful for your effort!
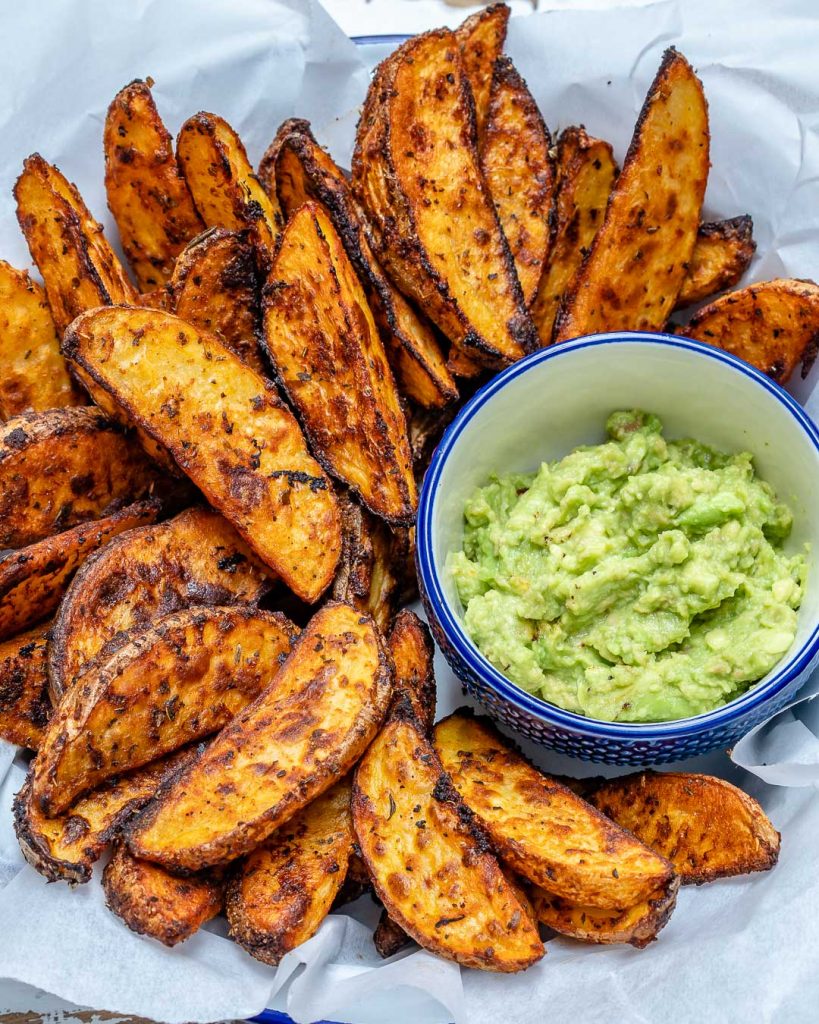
[62,305,341,603]
[352,29,537,366]
[681,278,819,382]
[446,346,485,381]
[531,127,617,344]
[0,262,83,419]
[531,876,680,949]
[0,407,158,549]
[264,121,457,410]
[128,602,391,872]
[15,154,137,335]
[264,202,416,524]
[226,778,354,965]
[353,702,544,972]
[455,2,510,141]
[49,504,273,701]
[104,80,205,290]
[169,227,265,375]
[0,625,51,749]
[481,56,555,306]
[676,216,756,308]
[104,843,223,946]
[433,711,673,908]
[177,113,281,270]
[373,908,412,959]
[554,49,709,342]
[32,607,297,815]
[15,745,196,884]
[388,609,436,736]
[589,772,781,884]
[0,499,160,642]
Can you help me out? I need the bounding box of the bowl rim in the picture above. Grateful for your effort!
[416,330,819,739]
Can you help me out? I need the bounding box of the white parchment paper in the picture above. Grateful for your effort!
[1,1,819,1022]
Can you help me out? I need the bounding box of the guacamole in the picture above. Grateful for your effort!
[448,410,808,722]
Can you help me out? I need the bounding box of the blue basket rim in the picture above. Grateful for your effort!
[417,330,819,740]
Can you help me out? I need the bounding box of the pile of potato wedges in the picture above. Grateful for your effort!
[0,0,789,972]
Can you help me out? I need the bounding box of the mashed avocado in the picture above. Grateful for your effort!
[448,410,807,722]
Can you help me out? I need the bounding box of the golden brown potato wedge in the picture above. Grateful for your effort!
[15,745,196,884]
[264,201,416,525]
[554,49,709,342]
[353,702,544,972]
[104,80,205,290]
[446,346,485,381]
[388,609,436,736]
[0,625,51,749]
[226,778,355,965]
[128,602,391,872]
[531,127,617,345]
[49,504,274,701]
[352,29,537,366]
[32,607,297,815]
[15,154,137,335]
[62,305,341,603]
[455,2,510,141]
[104,842,223,946]
[433,711,673,909]
[589,772,781,884]
[263,121,457,410]
[0,262,83,419]
[0,499,160,642]
[481,56,555,306]
[676,216,756,308]
[169,227,265,375]
[681,278,819,382]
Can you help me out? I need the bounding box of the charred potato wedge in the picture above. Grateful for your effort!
[0,625,51,749]
[128,602,391,872]
[676,216,756,308]
[433,711,673,908]
[352,29,537,366]
[226,778,355,965]
[590,772,781,884]
[104,80,205,290]
[455,3,510,141]
[388,609,436,736]
[681,278,819,382]
[0,499,160,641]
[62,305,341,603]
[554,49,709,342]
[481,56,555,306]
[373,908,412,959]
[264,201,416,524]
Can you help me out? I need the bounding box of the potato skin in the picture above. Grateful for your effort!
[373,908,412,959]
[676,216,756,308]
[589,772,781,884]
[388,609,436,736]
[62,305,341,603]
[0,625,51,749]
[455,3,510,141]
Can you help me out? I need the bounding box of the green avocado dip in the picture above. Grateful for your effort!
[448,410,808,723]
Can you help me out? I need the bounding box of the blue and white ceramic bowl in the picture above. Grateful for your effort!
[416,332,819,765]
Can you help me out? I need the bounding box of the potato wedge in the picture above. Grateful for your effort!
[353,702,544,972]
[455,2,510,141]
[446,346,485,381]
[530,876,680,949]
[676,216,756,308]
[104,80,205,290]
[32,607,297,815]
[127,602,391,872]
[15,745,196,884]
[373,908,411,959]
[531,127,617,344]
[0,499,160,641]
[104,843,223,946]
[0,407,158,550]
[0,262,83,419]
[15,154,137,335]
[589,772,781,884]
[352,29,537,366]
[681,278,819,382]
[49,504,274,701]
[226,778,354,965]
[62,305,341,603]
[0,625,50,749]
[388,609,436,736]
[264,202,416,524]
[169,227,265,375]
[433,711,673,908]
[263,121,457,409]
[554,49,709,342]
[481,56,555,306]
